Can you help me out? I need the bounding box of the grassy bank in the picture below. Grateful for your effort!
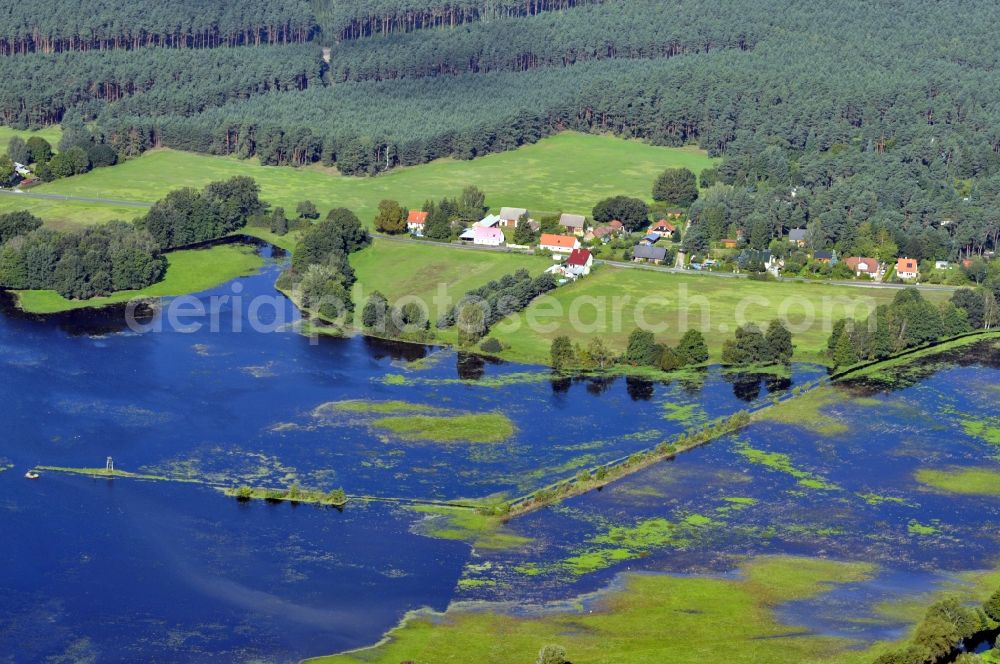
[33,465,181,482]
[12,243,264,314]
[308,556,878,664]
[222,485,348,507]
[7,132,717,228]
[350,239,549,322]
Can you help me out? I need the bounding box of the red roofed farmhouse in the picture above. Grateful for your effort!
[896,257,919,280]
[406,210,427,234]
[565,248,594,276]
[539,233,580,254]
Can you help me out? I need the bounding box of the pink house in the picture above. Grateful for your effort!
[473,225,505,247]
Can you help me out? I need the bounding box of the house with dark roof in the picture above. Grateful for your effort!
[559,213,586,236]
[788,228,807,246]
[499,207,527,228]
[633,244,667,264]
[641,233,661,246]
[813,250,837,264]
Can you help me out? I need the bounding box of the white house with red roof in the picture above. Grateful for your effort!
[896,257,919,280]
[649,219,677,237]
[566,249,594,276]
[407,210,428,235]
[844,256,882,278]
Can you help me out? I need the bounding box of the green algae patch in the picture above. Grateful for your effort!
[325,400,446,415]
[916,467,1000,497]
[315,399,515,444]
[753,385,849,436]
[960,417,1000,447]
[857,492,915,507]
[374,412,514,444]
[307,556,877,664]
[735,442,841,491]
[410,505,531,551]
[907,519,939,536]
[661,402,706,426]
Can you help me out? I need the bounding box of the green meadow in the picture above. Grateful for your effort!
[5,132,717,228]
[350,239,550,321]
[0,125,62,155]
[13,243,263,314]
[479,266,949,365]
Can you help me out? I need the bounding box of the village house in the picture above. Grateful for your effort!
[633,244,667,265]
[664,209,685,220]
[934,260,951,270]
[565,248,594,277]
[590,226,614,242]
[498,207,527,228]
[896,257,919,280]
[472,225,504,247]
[477,214,502,228]
[641,233,661,246]
[720,238,738,249]
[788,228,807,247]
[813,250,837,264]
[559,213,586,237]
[406,210,428,235]
[539,233,580,254]
[844,256,881,278]
[648,219,677,237]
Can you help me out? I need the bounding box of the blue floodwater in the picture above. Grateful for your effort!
[0,241,832,661]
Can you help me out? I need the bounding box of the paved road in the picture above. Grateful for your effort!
[377,235,960,292]
[0,188,152,207]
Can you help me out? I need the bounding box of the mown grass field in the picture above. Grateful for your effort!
[8,132,718,228]
[349,239,551,321]
[14,243,263,314]
[0,126,62,155]
[309,556,887,664]
[484,266,951,365]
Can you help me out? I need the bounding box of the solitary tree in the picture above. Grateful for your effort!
[25,136,53,165]
[623,328,659,365]
[6,136,28,165]
[296,200,319,219]
[550,336,575,370]
[764,319,794,364]
[373,199,406,234]
[592,195,649,232]
[653,168,698,206]
[536,645,568,664]
[676,329,709,365]
[270,207,289,236]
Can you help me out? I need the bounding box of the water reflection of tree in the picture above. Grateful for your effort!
[362,336,428,363]
[456,351,503,380]
[584,376,617,396]
[723,371,793,402]
[626,376,655,401]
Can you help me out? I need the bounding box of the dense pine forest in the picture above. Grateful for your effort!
[1,0,999,258]
[0,0,317,54]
